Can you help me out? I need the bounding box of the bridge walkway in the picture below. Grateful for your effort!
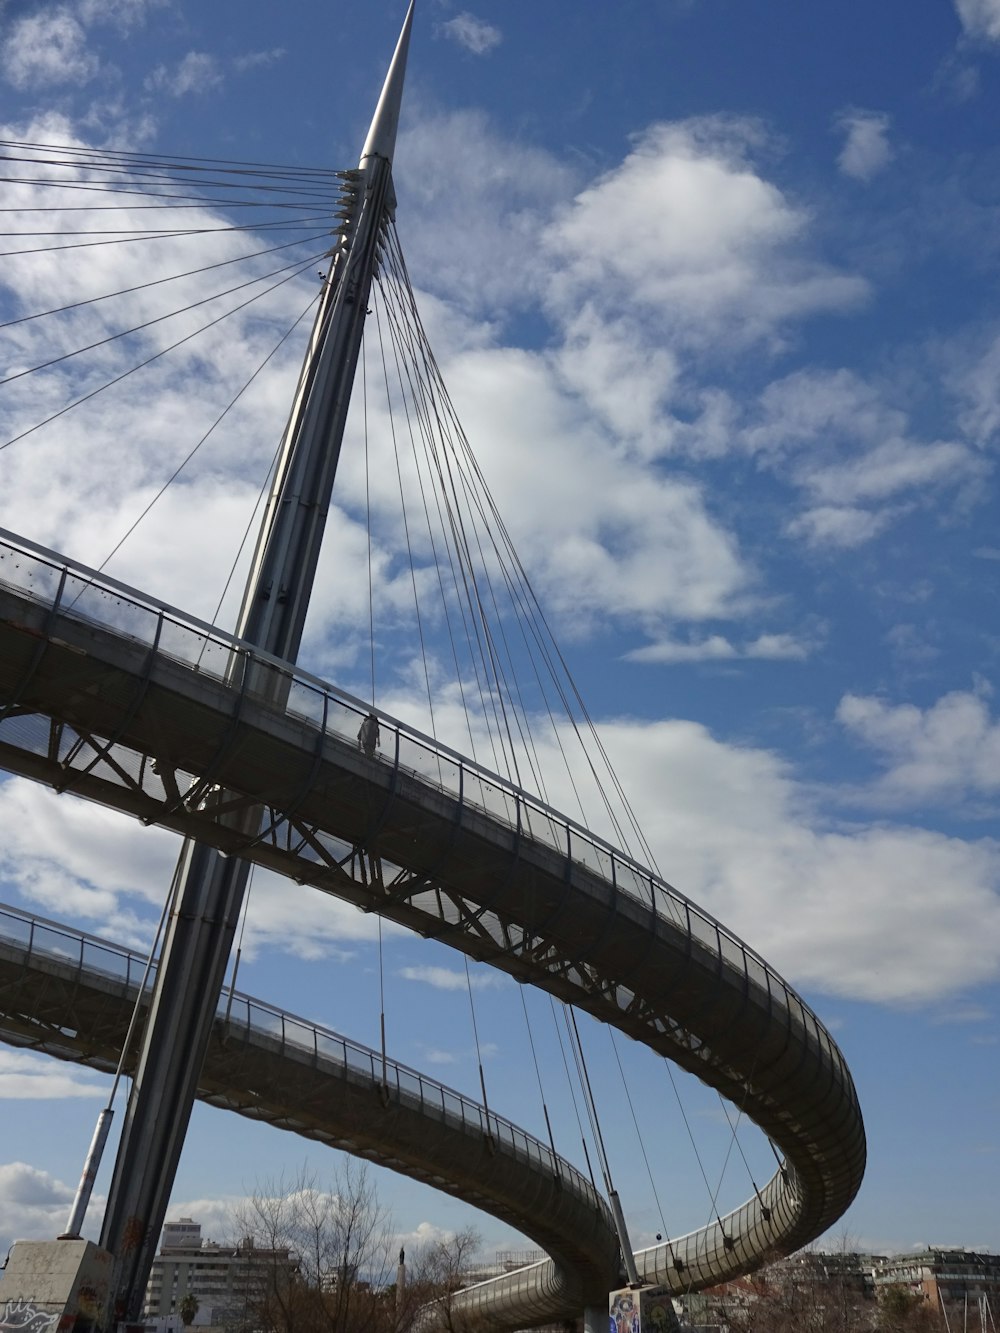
[0,527,866,1307]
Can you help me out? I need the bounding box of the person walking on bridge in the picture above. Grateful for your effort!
[358,710,380,759]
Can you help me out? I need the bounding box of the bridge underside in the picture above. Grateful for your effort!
[0,531,866,1314]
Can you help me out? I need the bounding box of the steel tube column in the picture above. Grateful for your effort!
[98,7,414,1321]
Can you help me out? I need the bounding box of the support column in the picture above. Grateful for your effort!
[96,7,414,1324]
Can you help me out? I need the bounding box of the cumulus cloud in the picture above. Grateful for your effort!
[954,0,1000,41]
[357,693,1000,1007]
[0,777,178,941]
[397,108,579,318]
[2,8,100,89]
[240,871,389,961]
[397,110,956,566]
[429,346,752,629]
[543,118,867,351]
[588,717,1000,1005]
[836,687,1000,807]
[834,109,893,181]
[440,12,502,55]
[0,1050,107,1099]
[0,118,319,617]
[627,635,738,665]
[0,777,394,961]
[0,1163,88,1254]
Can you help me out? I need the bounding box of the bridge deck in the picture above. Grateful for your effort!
[0,527,866,1310]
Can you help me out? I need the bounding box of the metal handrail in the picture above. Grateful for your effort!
[0,525,833,1071]
[0,901,599,1206]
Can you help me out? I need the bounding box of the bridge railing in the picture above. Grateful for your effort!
[0,527,843,1095]
[0,901,601,1209]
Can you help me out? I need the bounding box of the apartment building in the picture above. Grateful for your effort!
[143,1219,299,1331]
[874,1248,1000,1315]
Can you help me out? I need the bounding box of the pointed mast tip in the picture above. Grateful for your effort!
[359,1,415,169]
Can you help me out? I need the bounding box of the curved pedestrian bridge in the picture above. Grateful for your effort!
[0,527,865,1325]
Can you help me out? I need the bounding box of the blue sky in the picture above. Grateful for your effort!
[0,0,999,1270]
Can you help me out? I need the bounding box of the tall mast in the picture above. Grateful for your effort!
[98,6,414,1321]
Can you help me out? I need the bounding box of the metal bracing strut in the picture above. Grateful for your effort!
[97,6,415,1322]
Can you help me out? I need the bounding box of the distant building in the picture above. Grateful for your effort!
[693,1246,1000,1329]
[143,1218,299,1331]
[768,1248,885,1299]
[874,1248,1000,1315]
[697,1250,885,1329]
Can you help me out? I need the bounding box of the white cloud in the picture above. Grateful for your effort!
[161,1194,244,1244]
[0,1162,90,1253]
[834,109,893,181]
[354,694,1000,1007]
[745,633,812,660]
[433,346,752,630]
[233,48,287,74]
[400,965,509,991]
[241,872,389,961]
[422,1047,459,1065]
[440,13,502,56]
[836,687,1000,806]
[626,631,812,664]
[0,777,178,942]
[0,116,318,617]
[954,0,1000,41]
[741,368,985,547]
[553,309,680,452]
[397,108,579,319]
[2,9,99,90]
[589,717,1000,1005]
[933,1003,992,1024]
[78,0,166,27]
[0,777,393,962]
[786,505,893,549]
[146,51,224,98]
[627,634,738,665]
[955,330,1000,445]
[0,1050,107,1100]
[543,118,867,351]
[803,437,975,505]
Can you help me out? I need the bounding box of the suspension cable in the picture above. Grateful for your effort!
[518,985,560,1170]
[463,957,493,1140]
[608,1028,672,1246]
[548,995,599,1194]
[1,258,317,453]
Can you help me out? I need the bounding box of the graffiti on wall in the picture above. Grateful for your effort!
[0,1300,59,1333]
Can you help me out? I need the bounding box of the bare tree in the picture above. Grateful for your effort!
[400,1228,485,1333]
[232,1161,397,1333]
